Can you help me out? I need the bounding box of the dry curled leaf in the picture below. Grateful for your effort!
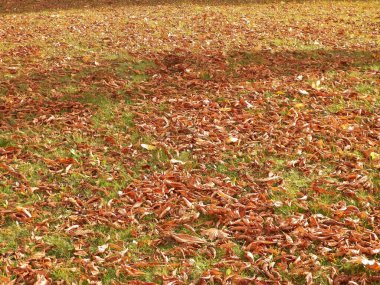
[170,233,207,245]
[201,228,229,240]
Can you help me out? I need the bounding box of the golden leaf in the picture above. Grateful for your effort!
[141,144,157,150]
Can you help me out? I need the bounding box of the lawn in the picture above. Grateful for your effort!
[0,0,379,284]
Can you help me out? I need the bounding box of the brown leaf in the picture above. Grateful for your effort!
[201,228,229,241]
[170,233,207,245]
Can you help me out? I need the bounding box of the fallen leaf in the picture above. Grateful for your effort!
[201,228,229,240]
[98,244,109,253]
[34,275,49,285]
[170,159,185,165]
[226,136,238,143]
[370,152,380,161]
[294,103,305,109]
[141,144,157,150]
[171,233,206,245]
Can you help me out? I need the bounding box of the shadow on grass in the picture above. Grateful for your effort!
[0,0,312,14]
[150,48,379,81]
[0,47,378,129]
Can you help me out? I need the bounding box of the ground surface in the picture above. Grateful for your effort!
[0,0,379,284]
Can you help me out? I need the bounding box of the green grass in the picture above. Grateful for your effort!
[356,83,377,95]
[0,137,14,147]
[44,235,74,258]
[0,224,30,254]
[51,267,80,283]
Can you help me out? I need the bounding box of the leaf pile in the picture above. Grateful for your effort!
[0,1,379,284]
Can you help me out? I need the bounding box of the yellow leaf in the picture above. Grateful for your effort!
[341,124,354,131]
[370,152,380,161]
[312,80,321,90]
[141,144,157,150]
[82,55,92,63]
[294,103,305,109]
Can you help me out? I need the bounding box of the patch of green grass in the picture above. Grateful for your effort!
[337,258,371,276]
[0,86,8,97]
[262,155,286,171]
[0,185,13,196]
[115,62,131,77]
[92,178,127,199]
[16,161,49,187]
[117,89,133,104]
[211,162,240,181]
[174,150,197,170]
[178,150,192,162]
[371,175,380,191]
[16,82,29,92]
[107,225,136,240]
[308,199,334,216]
[232,243,246,259]
[274,201,304,215]
[44,235,74,258]
[61,84,80,95]
[132,60,156,72]
[356,83,377,95]
[270,169,312,215]
[228,51,267,66]
[279,270,318,284]
[58,73,73,84]
[187,253,222,281]
[71,132,86,145]
[91,99,116,127]
[115,59,155,84]
[130,131,144,145]
[284,170,311,194]
[120,112,135,128]
[103,54,120,61]
[271,38,318,51]
[0,223,30,254]
[0,137,14,147]
[350,98,376,112]
[326,98,346,114]
[51,267,80,283]
[364,64,380,71]
[241,52,266,65]
[102,268,122,284]
[157,102,170,112]
[137,148,171,172]
[200,71,212,81]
